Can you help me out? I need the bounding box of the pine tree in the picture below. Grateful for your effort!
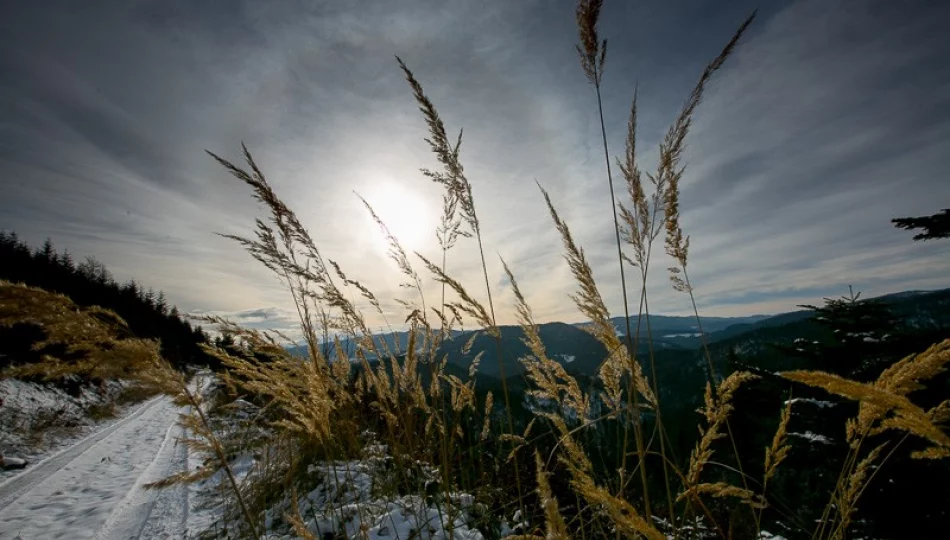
[892,208,950,241]
[0,231,18,250]
[123,280,140,299]
[38,238,56,262]
[791,286,899,379]
[156,291,168,315]
[58,250,75,272]
[78,256,112,285]
[0,232,216,370]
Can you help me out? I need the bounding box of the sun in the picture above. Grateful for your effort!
[361,180,433,252]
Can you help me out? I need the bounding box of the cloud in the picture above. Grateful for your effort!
[190,306,303,341]
[1,0,948,335]
[660,0,950,315]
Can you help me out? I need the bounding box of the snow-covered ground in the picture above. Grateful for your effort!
[0,396,191,539]
[265,443,488,540]
[1,378,138,479]
[0,378,795,539]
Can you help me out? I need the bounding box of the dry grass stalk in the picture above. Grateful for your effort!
[417,253,498,338]
[197,318,338,445]
[615,84,686,528]
[538,184,654,411]
[570,466,665,540]
[502,258,590,419]
[683,371,758,491]
[764,400,792,483]
[679,482,762,508]
[662,11,756,281]
[357,193,427,314]
[617,89,653,271]
[208,148,438,461]
[783,340,950,457]
[543,412,593,476]
[285,488,318,540]
[534,451,570,540]
[396,61,521,505]
[396,57,476,239]
[643,17,759,527]
[834,443,886,536]
[748,396,794,530]
[784,340,950,537]
[573,0,655,514]
[208,143,497,535]
[575,0,607,86]
[481,391,494,441]
[208,146,370,361]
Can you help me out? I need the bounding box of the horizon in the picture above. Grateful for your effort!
[3,0,950,340]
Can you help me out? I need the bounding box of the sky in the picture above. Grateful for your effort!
[2,0,949,339]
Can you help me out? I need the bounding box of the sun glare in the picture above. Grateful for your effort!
[361,180,433,252]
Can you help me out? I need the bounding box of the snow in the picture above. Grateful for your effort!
[1,378,134,482]
[652,515,788,539]
[0,375,813,539]
[299,494,485,539]
[264,439,487,539]
[0,458,26,470]
[785,398,836,408]
[789,431,833,445]
[0,395,192,539]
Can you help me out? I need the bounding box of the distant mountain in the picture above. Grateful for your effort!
[599,314,772,337]
[573,314,778,350]
[883,288,950,329]
[436,322,607,380]
[701,310,815,345]
[284,288,950,383]
[700,287,950,371]
[286,328,464,360]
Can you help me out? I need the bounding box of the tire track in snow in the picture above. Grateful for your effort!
[0,396,187,539]
[93,414,185,540]
[0,396,162,512]
[133,432,190,540]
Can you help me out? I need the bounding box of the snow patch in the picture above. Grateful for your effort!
[785,398,836,409]
[1,378,134,480]
[265,442,488,539]
[789,431,833,445]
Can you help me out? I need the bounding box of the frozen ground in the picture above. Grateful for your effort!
[0,379,793,539]
[0,396,191,539]
[1,378,137,479]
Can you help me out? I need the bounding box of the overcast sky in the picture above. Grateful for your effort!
[2,0,949,337]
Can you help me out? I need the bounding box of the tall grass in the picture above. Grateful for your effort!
[5,1,948,538]
[182,1,949,537]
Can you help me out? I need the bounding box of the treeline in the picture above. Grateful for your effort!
[0,231,216,372]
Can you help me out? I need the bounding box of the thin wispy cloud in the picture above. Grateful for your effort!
[1,0,948,333]
[190,306,302,339]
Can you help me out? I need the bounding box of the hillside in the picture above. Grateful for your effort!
[282,289,950,391]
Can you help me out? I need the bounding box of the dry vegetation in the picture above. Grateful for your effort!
[2,1,948,538]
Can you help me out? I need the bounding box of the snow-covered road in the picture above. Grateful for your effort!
[0,396,190,539]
